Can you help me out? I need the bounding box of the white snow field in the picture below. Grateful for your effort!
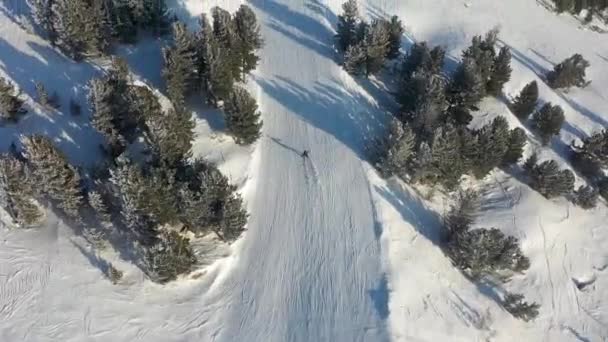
[0,0,607,341]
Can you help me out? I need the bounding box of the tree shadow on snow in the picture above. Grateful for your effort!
[250,0,337,61]
[255,75,388,158]
[368,274,390,320]
[0,38,105,167]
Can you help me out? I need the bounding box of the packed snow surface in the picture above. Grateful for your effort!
[0,0,608,341]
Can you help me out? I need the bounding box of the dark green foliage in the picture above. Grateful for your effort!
[409,142,433,183]
[398,70,447,136]
[599,177,608,201]
[224,86,263,145]
[401,42,445,79]
[32,0,57,44]
[472,116,510,179]
[219,193,248,241]
[22,135,83,218]
[574,185,599,209]
[87,190,112,225]
[547,54,590,89]
[361,19,390,76]
[336,0,360,51]
[486,46,512,96]
[571,130,608,178]
[143,230,196,283]
[0,77,26,122]
[429,124,464,190]
[529,160,575,198]
[107,263,123,284]
[502,293,540,322]
[462,29,498,87]
[447,57,484,125]
[445,189,479,237]
[375,118,415,178]
[234,5,263,77]
[553,0,576,12]
[0,155,43,226]
[343,44,366,75]
[385,16,404,59]
[448,227,531,279]
[532,103,565,145]
[511,81,538,121]
[163,22,199,106]
[444,190,530,279]
[503,128,527,165]
[523,152,538,173]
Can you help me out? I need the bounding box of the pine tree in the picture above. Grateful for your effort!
[224,86,263,145]
[88,190,112,226]
[572,129,608,170]
[430,124,464,189]
[143,230,196,283]
[487,46,512,96]
[532,103,565,145]
[502,293,539,322]
[129,0,171,35]
[503,128,527,165]
[219,193,248,242]
[111,0,138,43]
[211,7,242,82]
[0,77,26,122]
[35,82,50,108]
[473,116,510,179]
[529,160,574,198]
[162,22,199,106]
[445,189,478,237]
[32,0,57,44]
[398,70,447,135]
[385,16,404,59]
[574,185,598,209]
[149,106,194,165]
[459,127,479,172]
[401,42,445,79]
[553,0,576,13]
[0,155,42,226]
[336,0,360,52]
[448,57,485,125]
[199,14,236,104]
[599,178,608,202]
[410,141,433,184]
[376,119,415,178]
[361,20,390,76]
[547,54,590,89]
[22,135,83,218]
[523,152,538,173]
[89,78,125,157]
[234,5,263,78]
[343,43,366,75]
[511,81,538,121]
[462,32,497,87]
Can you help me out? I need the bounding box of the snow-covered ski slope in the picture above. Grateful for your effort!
[0,0,608,341]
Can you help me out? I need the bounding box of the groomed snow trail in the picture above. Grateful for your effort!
[203,0,389,341]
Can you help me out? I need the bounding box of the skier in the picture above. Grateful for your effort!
[301,150,309,158]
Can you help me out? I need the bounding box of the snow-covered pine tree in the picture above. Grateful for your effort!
[151,106,194,165]
[0,155,42,226]
[532,103,565,145]
[22,135,83,218]
[219,193,248,242]
[599,178,608,202]
[529,159,574,198]
[448,57,485,125]
[343,43,366,75]
[87,190,112,226]
[336,0,360,52]
[0,77,26,122]
[376,118,415,178]
[89,78,125,157]
[35,82,50,108]
[574,185,599,209]
[110,0,137,43]
[224,86,263,145]
[398,70,447,136]
[409,141,433,184]
[162,22,199,106]
[547,54,590,89]
[385,16,404,60]
[211,7,242,82]
[487,46,512,96]
[472,116,510,179]
[129,0,171,35]
[143,230,196,283]
[511,81,538,121]
[462,31,497,88]
[573,129,608,168]
[32,0,58,44]
[459,127,479,172]
[502,293,539,322]
[503,128,527,165]
[234,5,263,78]
[361,19,390,76]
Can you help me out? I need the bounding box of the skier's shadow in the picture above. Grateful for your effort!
[268,136,304,156]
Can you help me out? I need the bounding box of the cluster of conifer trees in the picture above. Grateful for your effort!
[0,3,264,284]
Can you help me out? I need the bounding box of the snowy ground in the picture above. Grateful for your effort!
[0,0,607,341]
